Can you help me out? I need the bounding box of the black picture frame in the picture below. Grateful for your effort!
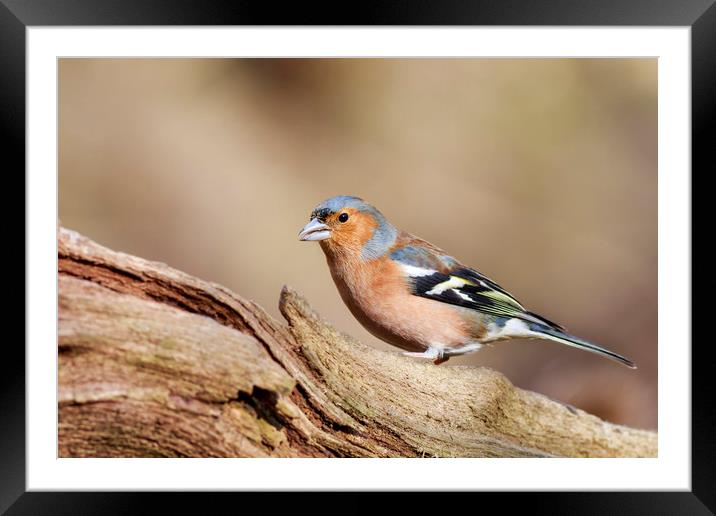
[5,1,709,513]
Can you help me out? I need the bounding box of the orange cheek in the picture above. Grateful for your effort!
[330,213,378,250]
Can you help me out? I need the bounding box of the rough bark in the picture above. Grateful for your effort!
[58,226,657,458]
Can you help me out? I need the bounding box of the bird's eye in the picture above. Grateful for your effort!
[338,213,349,223]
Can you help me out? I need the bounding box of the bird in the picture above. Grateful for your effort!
[298,195,635,368]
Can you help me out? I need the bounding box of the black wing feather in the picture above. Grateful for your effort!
[408,269,566,331]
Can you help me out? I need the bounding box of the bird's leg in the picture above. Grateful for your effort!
[402,347,448,364]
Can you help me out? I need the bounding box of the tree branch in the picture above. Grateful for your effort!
[58,226,657,458]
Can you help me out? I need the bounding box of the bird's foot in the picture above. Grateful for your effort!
[402,347,448,365]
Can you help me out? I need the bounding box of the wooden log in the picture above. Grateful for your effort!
[58,226,657,458]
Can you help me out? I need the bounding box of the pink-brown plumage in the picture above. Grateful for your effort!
[323,250,476,353]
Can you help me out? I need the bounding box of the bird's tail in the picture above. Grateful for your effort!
[527,323,636,369]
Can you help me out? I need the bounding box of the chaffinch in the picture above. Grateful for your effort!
[298,195,635,368]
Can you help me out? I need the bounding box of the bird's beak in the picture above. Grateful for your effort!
[298,218,331,241]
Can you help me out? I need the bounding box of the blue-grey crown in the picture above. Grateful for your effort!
[310,195,366,221]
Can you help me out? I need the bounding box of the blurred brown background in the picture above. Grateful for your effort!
[59,58,657,429]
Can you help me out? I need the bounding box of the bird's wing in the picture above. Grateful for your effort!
[390,239,565,330]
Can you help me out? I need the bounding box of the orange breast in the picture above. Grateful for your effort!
[325,254,475,352]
